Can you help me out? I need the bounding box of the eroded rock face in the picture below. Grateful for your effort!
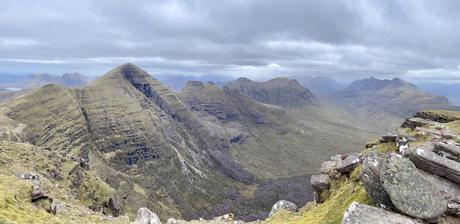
[268,200,298,217]
[381,153,447,220]
[342,202,422,224]
[135,207,162,224]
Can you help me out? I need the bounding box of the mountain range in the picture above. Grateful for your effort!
[331,77,456,131]
[0,64,374,222]
[0,64,458,223]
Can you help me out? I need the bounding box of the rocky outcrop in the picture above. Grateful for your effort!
[381,153,447,220]
[135,207,162,224]
[342,202,421,224]
[300,111,460,224]
[401,117,435,129]
[268,200,298,217]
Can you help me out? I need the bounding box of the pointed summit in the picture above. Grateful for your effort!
[102,63,151,81]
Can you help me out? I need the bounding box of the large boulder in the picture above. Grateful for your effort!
[359,152,393,209]
[381,153,447,220]
[135,207,162,224]
[342,202,422,224]
[268,200,298,217]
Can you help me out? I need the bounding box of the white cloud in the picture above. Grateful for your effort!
[0,37,42,48]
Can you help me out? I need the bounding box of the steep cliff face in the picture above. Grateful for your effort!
[226,77,317,108]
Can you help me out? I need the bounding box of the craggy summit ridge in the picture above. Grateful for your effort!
[226,77,317,108]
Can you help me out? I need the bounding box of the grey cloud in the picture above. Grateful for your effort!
[0,0,459,82]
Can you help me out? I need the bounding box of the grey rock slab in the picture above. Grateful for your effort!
[336,152,360,173]
[408,146,460,184]
[342,202,422,224]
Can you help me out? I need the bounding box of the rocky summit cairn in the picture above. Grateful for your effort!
[134,207,162,224]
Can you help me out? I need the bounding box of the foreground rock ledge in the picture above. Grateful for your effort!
[342,202,422,224]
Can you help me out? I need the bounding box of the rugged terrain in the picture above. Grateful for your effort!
[265,110,460,224]
[0,64,376,223]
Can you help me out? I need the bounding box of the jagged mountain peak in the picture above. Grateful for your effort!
[226,77,317,108]
[345,77,416,92]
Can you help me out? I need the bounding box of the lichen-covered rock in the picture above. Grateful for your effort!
[342,202,422,224]
[336,152,360,173]
[381,153,447,220]
[135,207,162,224]
[360,152,393,209]
[268,200,298,217]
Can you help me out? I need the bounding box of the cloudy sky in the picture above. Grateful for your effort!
[1,0,460,82]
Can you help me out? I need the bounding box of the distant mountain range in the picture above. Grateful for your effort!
[155,74,232,91]
[290,75,345,96]
[226,77,317,108]
[0,64,458,223]
[418,82,460,106]
[0,72,89,89]
[333,77,456,131]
